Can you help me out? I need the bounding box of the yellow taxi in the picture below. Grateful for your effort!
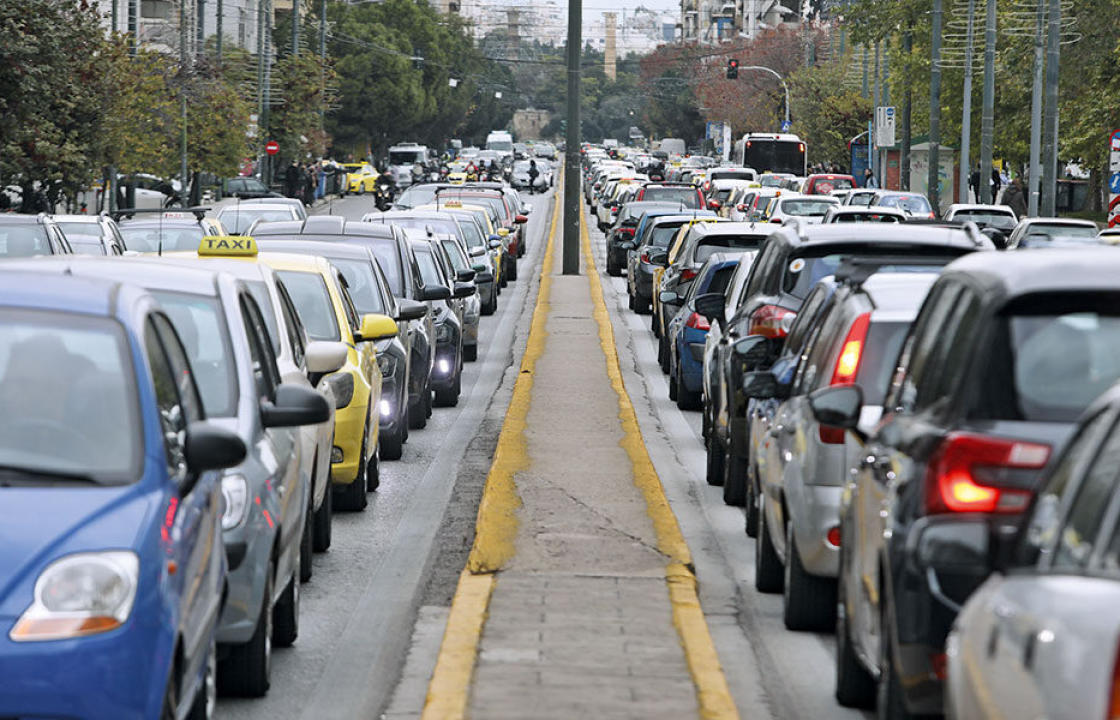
[417,200,505,287]
[343,163,378,194]
[255,250,398,510]
[650,217,726,326]
[445,161,470,184]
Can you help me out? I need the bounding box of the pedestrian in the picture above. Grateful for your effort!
[528,159,540,194]
[863,168,878,189]
[284,160,301,199]
[1002,177,1027,219]
[990,167,1002,202]
[302,164,315,206]
[969,164,981,202]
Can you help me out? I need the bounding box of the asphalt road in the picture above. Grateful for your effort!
[586,206,874,720]
[217,186,555,720]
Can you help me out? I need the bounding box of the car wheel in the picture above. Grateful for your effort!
[754,497,784,593]
[434,373,460,407]
[676,365,701,410]
[705,436,725,487]
[607,257,621,276]
[783,521,836,631]
[272,556,299,647]
[380,421,404,461]
[299,499,313,582]
[408,383,428,429]
[425,379,434,416]
[651,309,660,336]
[335,434,368,511]
[162,661,179,720]
[668,368,678,401]
[464,343,478,362]
[187,635,217,719]
[312,479,332,552]
[357,185,365,195]
[628,292,636,311]
[218,561,273,697]
[745,462,760,537]
[658,335,670,375]
[836,549,876,708]
[365,440,380,492]
[721,442,747,506]
[507,257,518,281]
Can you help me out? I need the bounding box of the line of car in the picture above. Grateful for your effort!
[585,145,1120,720]
[0,173,545,719]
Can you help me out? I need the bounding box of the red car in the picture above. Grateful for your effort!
[801,173,856,195]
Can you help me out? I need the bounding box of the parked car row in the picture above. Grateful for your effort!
[587,145,1120,719]
[0,178,536,718]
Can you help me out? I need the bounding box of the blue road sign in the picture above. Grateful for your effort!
[780,120,792,132]
[1111,129,1120,151]
[1111,172,1120,194]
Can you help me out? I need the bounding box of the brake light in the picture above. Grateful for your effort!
[686,312,710,331]
[770,217,782,223]
[923,433,1049,515]
[1108,642,1120,719]
[617,227,635,237]
[748,304,795,339]
[640,251,650,263]
[819,313,871,444]
[680,268,698,282]
[737,204,746,212]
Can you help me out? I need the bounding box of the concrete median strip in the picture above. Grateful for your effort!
[578,209,740,720]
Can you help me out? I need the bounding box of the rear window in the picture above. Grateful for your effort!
[971,293,1120,423]
[954,210,1017,229]
[879,194,933,215]
[810,177,854,192]
[695,234,765,263]
[855,321,908,405]
[705,265,736,296]
[781,198,838,217]
[782,251,962,300]
[1023,223,1098,242]
[642,187,700,208]
[647,224,684,248]
[119,225,202,253]
[218,209,292,235]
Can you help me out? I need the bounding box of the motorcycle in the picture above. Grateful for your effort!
[374,182,395,211]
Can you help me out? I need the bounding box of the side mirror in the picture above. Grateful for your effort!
[453,281,476,299]
[356,313,398,341]
[732,335,775,366]
[694,292,725,324]
[184,421,247,475]
[470,247,487,257]
[515,214,528,224]
[497,228,510,237]
[741,371,779,399]
[456,268,477,282]
[261,383,332,428]
[807,384,863,431]
[475,270,494,283]
[659,290,680,305]
[648,249,669,266]
[419,285,452,301]
[396,298,428,322]
[305,341,348,374]
[488,237,502,249]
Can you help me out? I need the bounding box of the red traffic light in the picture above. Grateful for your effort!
[727,58,739,79]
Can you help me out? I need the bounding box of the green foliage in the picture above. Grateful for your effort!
[787,59,874,165]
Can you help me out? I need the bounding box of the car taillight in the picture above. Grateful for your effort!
[640,251,650,263]
[748,304,795,339]
[819,313,871,444]
[680,268,698,282]
[1108,642,1120,719]
[685,312,709,331]
[617,227,635,237]
[923,433,1049,515]
[770,217,782,223]
[737,204,746,212]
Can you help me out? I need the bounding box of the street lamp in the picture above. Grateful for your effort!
[739,65,791,127]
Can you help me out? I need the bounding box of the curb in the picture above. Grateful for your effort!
[578,209,740,720]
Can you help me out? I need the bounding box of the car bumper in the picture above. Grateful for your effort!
[330,398,368,486]
[218,508,276,643]
[787,484,842,577]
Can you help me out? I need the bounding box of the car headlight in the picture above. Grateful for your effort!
[436,321,453,343]
[378,352,398,377]
[326,372,355,409]
[221,473,249,530]
[11,551,139,642]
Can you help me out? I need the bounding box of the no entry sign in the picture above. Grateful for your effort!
[265,140,279,156]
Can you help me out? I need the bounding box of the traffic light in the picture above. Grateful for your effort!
[727,58,739,79]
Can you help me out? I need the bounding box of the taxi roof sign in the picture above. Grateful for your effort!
[199,235,258,257]
[442,199,463,207]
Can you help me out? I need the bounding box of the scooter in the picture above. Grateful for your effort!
[374,182,394,211]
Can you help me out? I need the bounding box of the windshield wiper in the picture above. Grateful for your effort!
[0,464,101,487]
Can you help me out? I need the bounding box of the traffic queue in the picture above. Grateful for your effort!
[0,174,539,718]
[584,142,1120,720]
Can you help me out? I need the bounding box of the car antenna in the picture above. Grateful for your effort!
[158,209,163,257]
[234,195,240,236]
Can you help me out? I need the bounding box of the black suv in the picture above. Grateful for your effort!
[0,214,73,257]
[702,221,992,507]
[810,248,1120,717]
[605,201,680,276]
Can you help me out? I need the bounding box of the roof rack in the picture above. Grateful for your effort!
[111,206,210,221]
[834,255,950,286]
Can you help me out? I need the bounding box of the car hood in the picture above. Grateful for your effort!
[0,483,160,617]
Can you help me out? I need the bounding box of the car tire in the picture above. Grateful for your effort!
[299,500,313,582]
[721,444,746,506]
[484,290,498,315]
[705,437,725,487]
[783,522,836,632]
[464,343,478,362]
[658,335,670,375]
[434,367,461,407]
[651,310,660,337]
[335,434,369,511]
[365,441,380,492]
[836,550,876,708]
[187,635,217,720]
[676,365,701,410]
[668,368,678,401]
[380,421,404,461]
[745,462,760,538]
[312,480,332,552]
[425,380,434,416]
[507,257,519,282]
[754,497,784,593]
[408,391,428,429]
[607,257,621,277]
[272,558,299,648]
[218,561,273,697]
[628,292,636,311]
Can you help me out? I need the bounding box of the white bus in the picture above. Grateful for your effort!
[732,133,807,176]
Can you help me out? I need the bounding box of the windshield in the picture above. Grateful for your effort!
[848,192,876,207]
[954,211,1016,229]
[331,258,386,315]
[277,271,340,341]
[810,176,854,192]
[361,238,404,296]
[832,212,902,223]
[152,292,239,418]
[487,140,513,152]
[0,224,51,257]
[759,175,786,187]
[781,199,838,216]
[0,310,140,482]
[414,249,443,287]
[879,194,933,215]
[642,187,700,208]
[119,224,203,253]
[972,294,1120,422]
[389,150,425,165]
[217,209,292,235]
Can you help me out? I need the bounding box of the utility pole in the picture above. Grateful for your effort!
[901,28,912,190]
[872,41,880,182]
[128,0,138,55]
[111,0,117,34]
[198,0,206,58]
[978,0,996,203]
[958,0,976,204]
[1040,0,1060,215]
[861,44,868,98]
[292,0,300,54]
[928,0,943,212]
[180,0,189,201]
[216,0,223,64]
[562,0,581,275]
[1027,0,1044,216]
[882,37,890,186]
[319,0,327,127]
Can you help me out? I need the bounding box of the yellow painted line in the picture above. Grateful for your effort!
[580,211,740,720]
[420,176,562,720]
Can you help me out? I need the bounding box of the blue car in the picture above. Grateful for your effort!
[0,270,246,719]
[663,252,746,410]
